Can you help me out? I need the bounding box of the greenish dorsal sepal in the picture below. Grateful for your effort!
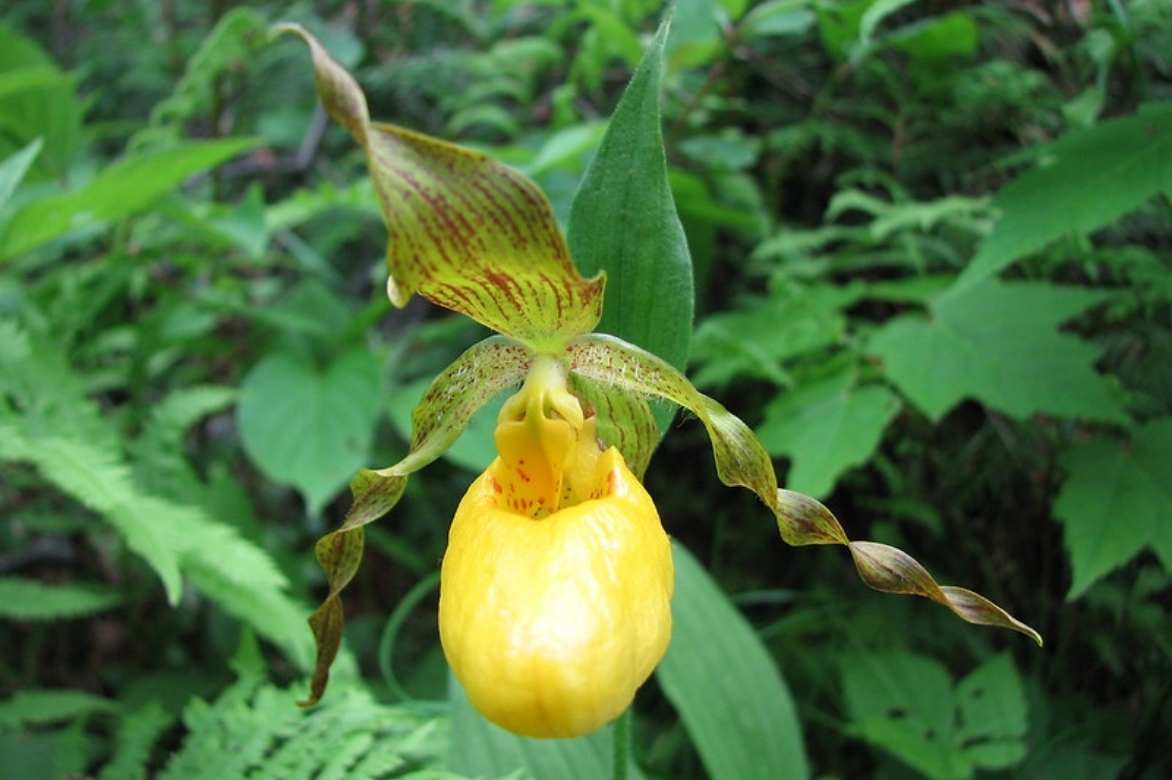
[564,333,1043,646]
[301,335,533,706]
[276,24,604,350]
[566,8,694,432]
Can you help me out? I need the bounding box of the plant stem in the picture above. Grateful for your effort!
[612,708,631,780]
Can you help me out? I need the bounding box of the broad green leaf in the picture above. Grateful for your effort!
[0,690,116,728]
[0,577,121,621]
[758,367,901,498]
[1053,419,1172,599]
[301,336,532,706]
[888,12,979,60]
[690,287,856,390]
[237,348,382,514]
[867,280,1126,423]
[449,676,638,779]
[0,23,83,178]
[567,12,694,400]
[0,137,258,259]
[566,333,1042,645]
[0,137,41,213]
[955,102,1172,291]
[742,1,817,39]
[278,25,603,349]
[840,652,1028,779]
[656,541,809,780]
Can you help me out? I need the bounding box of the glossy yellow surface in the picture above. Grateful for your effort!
[439,358,673,738]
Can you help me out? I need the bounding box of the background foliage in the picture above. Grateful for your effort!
[2,1,1170,778]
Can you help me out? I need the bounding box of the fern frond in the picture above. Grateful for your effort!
[0,576,121,620]
[97,701,173,780]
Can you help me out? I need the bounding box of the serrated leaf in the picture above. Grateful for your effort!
[0,137,258,259]
[840,652,1028,779]
[278,24,602,349]
[656,541,809,780]
[867,280,1126,423]
[567,12,694,416]
[565,333,1043,645]
[237,348,382,513]
[0,428,183,604]
[1053,419,1172,599]
[758,368,901,497]
[0,577,121,621]
[302,336,532,706]
[956,102,1172,290]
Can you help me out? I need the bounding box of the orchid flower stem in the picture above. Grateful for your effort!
[612,708,632,780]
[377,570,440,702]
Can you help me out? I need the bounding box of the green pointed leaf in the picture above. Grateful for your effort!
[656,541,809,780]
[758,367,901,498]
[1054,418,1172,599]
[566,333,1042,645]
[237,347,382,514]
[0,137,41,213]
[0,137,258,259]
[956,102,1172,291]
[867,280,1126,423]
[449,676,639,779]
[301,336,532,706]
[0,690,116,728]
[0,577,121,621]
[278,25,603,349]
[841,652,1028,779]
[567,11,694,402]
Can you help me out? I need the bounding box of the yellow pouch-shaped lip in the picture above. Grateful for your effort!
[439,447,673,739]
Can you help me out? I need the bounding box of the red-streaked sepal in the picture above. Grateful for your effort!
[566,333,1043,646]
[275,24,604,350]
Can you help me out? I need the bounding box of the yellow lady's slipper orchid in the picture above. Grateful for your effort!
[278,23,1042,743]
[440,357,672,738]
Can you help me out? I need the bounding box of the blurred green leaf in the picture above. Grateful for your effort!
[1054,418,1172,599]
[867,280,1127,423]
[656,541,809,780]
[742,1,816,39]
[0,137,258,259]
[840,652,1028,779]
[237,348,381,513]
[0,577,121,621]
[956,102,1172,291]
[758,367,901,497]
[0,690,115,728]
[0,138,41,213]
[568,11,694,427]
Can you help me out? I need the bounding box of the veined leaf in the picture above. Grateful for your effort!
[956,102,1172,291]
[237,348,382,514]
[301,336,532,706]
[567,11,694,397]
[1054,419,1172,599]
[277,24,603,349]
[758,366,901,498]
[657,541,809,780]
[867,280,1126,423]
[0,137,258,259]
[0,577,121,621]
[841,652,1028,779]
[565,333,1042,645]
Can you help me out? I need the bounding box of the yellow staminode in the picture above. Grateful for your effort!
[439,357,673,738]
